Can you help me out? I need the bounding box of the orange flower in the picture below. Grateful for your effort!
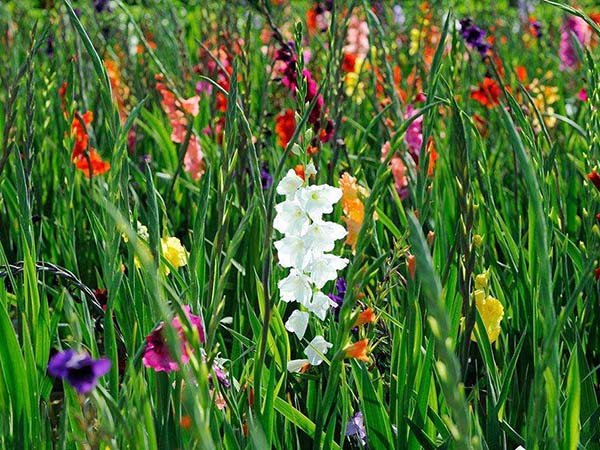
[275,109,296,149]
[516,66,527,83]
[70,111,93,160]
[354,308,376,327]
[426,138,437,177]
[471,77,502,108]
[407,254,416,280]
[180,415,192,429]
[294,164,305,181]
[344,339,369,362]
[339,172,366,252]
[73,149,111,178]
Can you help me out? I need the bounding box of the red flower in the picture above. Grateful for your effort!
[275,109,296,149]
[588,171,600,191]
[73,149,111,178]
[471,77,501,108]
[342,53,357,73]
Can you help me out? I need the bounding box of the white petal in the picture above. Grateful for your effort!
[307,254,349,289]
[274,236,307,269]
[273,200,309,236]
[285,310,309,339]
[287,359,310,373]
[298,185,342,220]
[307,291,336,321]
[276,169,304,198]
[277,270,313,305]
[305,161,317,177]
[304,335,333,366]
[303,221,347,252]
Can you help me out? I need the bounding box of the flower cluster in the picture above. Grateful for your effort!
[155,75,204,180]
[459,17,491,57]
[273,168,349,372]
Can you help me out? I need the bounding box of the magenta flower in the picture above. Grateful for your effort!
[404,104,423,160]
[559,16,591,71]
[143,306,205,372]
[47,350,111,394]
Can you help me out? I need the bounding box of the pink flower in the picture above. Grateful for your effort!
[559,16,591,71]
[404,104,423,159]
[381,141,408,199]
[344,16,370,60]
[184,135,204,181]
[578,88,588,102]
[142,306,205,372]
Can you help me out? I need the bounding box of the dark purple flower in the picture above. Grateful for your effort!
[93,0,112,13]
[328,277,347,309]
[260,163,273,190]
[345,411,367,446]
[47,350,111,394]
[459,18,491,57]
[46,35,54,58]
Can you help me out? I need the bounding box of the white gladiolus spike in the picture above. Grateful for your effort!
[285,310,310,339]
[304,335,333,366]
[276,169,304,198]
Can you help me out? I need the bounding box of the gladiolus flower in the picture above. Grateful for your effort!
[161,237,188,274]
[275,109,296,149]
[304,335,333,366]
[588,171,600,191]
[344,339,369,362]
[471,77,501,108]
[354,308,376,327]
[73,149,111,177]
[472,291,504,344]
[47,350,110,394]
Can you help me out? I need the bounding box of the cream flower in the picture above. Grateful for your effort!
[308,291,337,321]
[285,310,310,339]
[278,269,313,306]
[274,200,310,236]
[306,254,349,289]
[297,185,342,220]
[276,169,304,199]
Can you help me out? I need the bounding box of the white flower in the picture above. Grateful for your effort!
[273,200,310,236]
[306,254,349,289]
[274,235,307,269]
[285,310,309,339]
[287,359,310,373]
[308,291,337,321]
[278,269,313,306]
[276,169,304,199]
[297,185,342,220]
[303,220,347,253]
[304,335,333,366]
[305,161,317,177]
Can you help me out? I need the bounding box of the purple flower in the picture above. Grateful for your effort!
[93,0,112,13]
[47,350,111,394]
[345,411,367,446]
[328,277,347,309]
[459,18,491,57]
[404,104,423,160]
[46,35,54,58]
[260,163,273,190]
[213,364,231,388]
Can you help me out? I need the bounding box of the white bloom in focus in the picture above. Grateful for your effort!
[297,185,342,220]
[274,235,307,269]
[276,169,304,199]
[285,310,310,339]
[308,291,337,321]
[274,200,309,236]
[307,254,349,289]
[287,359,310,373]
[305,161,317,177]
[278,269,313,306]
[304,335,333,366]
[303,221,347,253]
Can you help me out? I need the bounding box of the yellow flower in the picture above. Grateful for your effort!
[474,271,489,290]
[344,72,365,104]
[471,290,504,344]
[161,237,188,274]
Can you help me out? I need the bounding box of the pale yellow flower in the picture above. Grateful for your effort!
[161,237,188,274]
[472,290,504,344]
